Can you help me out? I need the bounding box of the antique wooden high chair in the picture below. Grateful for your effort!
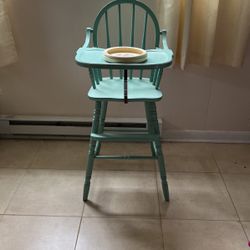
[75,0,173,202]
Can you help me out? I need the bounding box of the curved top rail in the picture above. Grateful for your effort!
[92,0,161,48]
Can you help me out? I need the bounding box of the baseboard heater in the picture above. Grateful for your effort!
[0,115,162,138]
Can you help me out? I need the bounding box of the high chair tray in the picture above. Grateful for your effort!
[75,47,173,69]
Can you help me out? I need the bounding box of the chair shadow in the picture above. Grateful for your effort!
[83,190,166,217]
[83,201,164,248]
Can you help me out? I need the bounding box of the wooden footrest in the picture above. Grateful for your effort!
[91,132,159,142]
[95,155,157,159]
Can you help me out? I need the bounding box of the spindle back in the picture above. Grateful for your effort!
[91,0,161,80]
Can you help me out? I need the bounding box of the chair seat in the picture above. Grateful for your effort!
[88,77,163,101]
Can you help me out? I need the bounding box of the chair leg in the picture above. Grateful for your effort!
[83,101,102,201]
[145,102,170,201]
[95,101,108,155]
[155,139,169,201]
[145,103,157,157]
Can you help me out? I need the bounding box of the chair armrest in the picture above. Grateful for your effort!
[160,30,174,57]
[82,27,93,48]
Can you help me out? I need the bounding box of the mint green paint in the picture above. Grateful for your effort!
[83,101,101,201]
[92,0,161,48]
[75,48,173,69]
[118,4,123,79]
[129,3,136,79]
[88,77,163,101]
[94,101,108,155]
[76,0,173,202]
[139,12,148,79]
[130,2,135,47]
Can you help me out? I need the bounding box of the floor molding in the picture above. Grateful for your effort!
[1,115,249,143]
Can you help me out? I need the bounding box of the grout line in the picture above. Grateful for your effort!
[3,169,27,215]
[26,140,41,169]
[163,170,219,174]
[211,153,221,173]
[73,208,84,250]
[25,167,155,172]
[0,167,227,174]
[0,166,225,174]
[154,165,166,250]
[22,168,85,172]
[159,217,241,222]
[2,213,82,218]
[81,215,161,220]
[7,167,226,174]
[212,154,241,222]
[79,214,243,222]
[2,213,246,223]
[239,221,250,243]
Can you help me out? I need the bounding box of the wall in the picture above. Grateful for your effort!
[0,0,250,137]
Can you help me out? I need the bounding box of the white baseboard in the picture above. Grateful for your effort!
[163,130,250,143]
[1,115,249,143]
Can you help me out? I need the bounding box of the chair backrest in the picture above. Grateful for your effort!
[92,0,160,50]
[90,0,162,83]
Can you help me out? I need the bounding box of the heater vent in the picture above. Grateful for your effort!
[9,120,93,127]
[9,120,146,128]
[0,116,162,138]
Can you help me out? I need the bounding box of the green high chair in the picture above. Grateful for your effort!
[75,0,173,202]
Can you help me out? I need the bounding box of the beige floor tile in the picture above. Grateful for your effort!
[242,222,250,241]
[163,142,213,157]
[0,140,40,168]
[83,171,159,217]
[223,174,250,220]
[0,215,80,250]
[162,220,249,250]
[166,155,218,172]
[158,173,238,220]
[0,169,25,214]
[30,140,89,170]
[215,159,250,174]
[6,169,84,216]
[95,159,156,171]
[211,143,250,160]
[212,144,250,174]
[76,218,164,250]
[99,142,152,155]
[162,143,218,172]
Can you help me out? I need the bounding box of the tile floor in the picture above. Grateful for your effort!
[0,139,250,250]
